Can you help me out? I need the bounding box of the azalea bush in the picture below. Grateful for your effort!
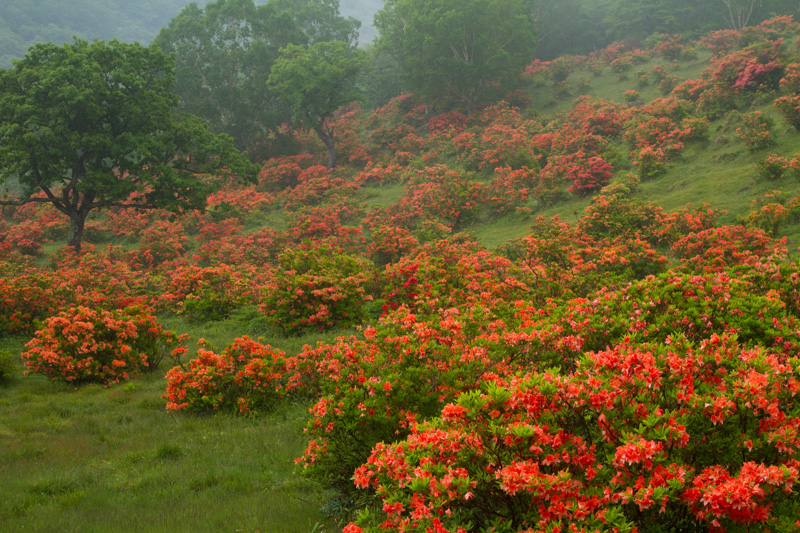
[0,269,69,334]
[737,111,776,151]
[22,305,176,385]
[348,334,800,532]
[757,153,790,181]
[164,336,291,414]
[262,245,375,335]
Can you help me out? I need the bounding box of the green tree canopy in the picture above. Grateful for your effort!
[269,0,360,46]
[375,0,536,114]
[153,0,359,156]
[0,38,255,252]
[267,41,367,169]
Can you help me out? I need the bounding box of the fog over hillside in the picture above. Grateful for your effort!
[0,0,381,67]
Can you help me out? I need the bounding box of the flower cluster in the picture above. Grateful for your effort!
[22,305,175,385]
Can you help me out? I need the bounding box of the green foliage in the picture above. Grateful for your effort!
[269,0,361,46]
[153,0,297,153]
[375,0,536,114]
[0,349,16,384]
[263,245,375,335]
[268,40,367,168]
[357,45,404,110]
[0,38,256,251]
[153,0,359,154]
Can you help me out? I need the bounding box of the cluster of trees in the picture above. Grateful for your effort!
[6,0,800,255]
[0,0,367,251]
[153,0,363,161]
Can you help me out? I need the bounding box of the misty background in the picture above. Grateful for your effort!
[0,0,381,67]
[3,1,800,68]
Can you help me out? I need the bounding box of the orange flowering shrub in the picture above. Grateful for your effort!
[671,225,787,272]
[262,245,375,335]
[22,305,176,385]
[0,269,67,334]
[164,336,290,414]
[348,335,800,532]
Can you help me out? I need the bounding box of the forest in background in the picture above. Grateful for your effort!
[5,1,800,68]
[0,0,382,67]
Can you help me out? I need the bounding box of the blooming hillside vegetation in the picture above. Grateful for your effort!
[7,15,800,533]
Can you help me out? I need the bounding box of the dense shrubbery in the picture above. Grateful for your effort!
[21,305,176,385]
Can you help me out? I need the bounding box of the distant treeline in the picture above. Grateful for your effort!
[534,0,800,59]
[0,0,383,68]
[0,0,216,67]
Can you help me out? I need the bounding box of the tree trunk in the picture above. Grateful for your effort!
[67,214,86,253]
[316,128,337,170]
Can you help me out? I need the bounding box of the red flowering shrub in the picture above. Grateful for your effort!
[262,245,374,335]
[49,245,153,310]
[22,305,175,385]
[757,153,790,181]
[567,154,614,195]
[353,162,404,186]
[164,336,290,414]
[504,216,667,301]
[485,166,534,214]
[700,29,742,58]
[548,56,573,83]
[633,145,668,180]
[402,166,485,229]
[577,193,670,244]
[257,154,318,191]
[379,237,523,316]
[295,304,530,499]
[660,203,724,240]
[284,165,358,210]
[206,185,273,219]
[332,106,373,167]
[538,152,614,198]
[774,93,800,130]
[367,225,419,266]
[5,220,46,255]
[137,219,189,267]
[0,268,68,334]
[741,191,793,234]
[610,55,633,80]
[9,194,68,238]
[671,225,786,271]
[286,201,364,251]
[712,41,785,92]
[349,334,800,532]
[158,263,259,322]
[427,110,467,134]
[568,96,628,137]
[737,111,777,151]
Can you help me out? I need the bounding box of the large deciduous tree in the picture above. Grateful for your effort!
[375,0,536,114]
[267,41,366,169]
[153,0,298,154]
[153,0,359,155]
[0,38,255,252]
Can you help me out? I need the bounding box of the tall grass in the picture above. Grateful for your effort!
[0,352,336,532]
